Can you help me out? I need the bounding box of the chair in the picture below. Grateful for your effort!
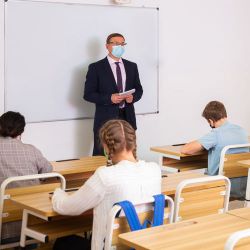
[224,228,250,250]
[104,195,174,250]
[218,143,250,178]
[173,175,231,222]
[0,173,65,249]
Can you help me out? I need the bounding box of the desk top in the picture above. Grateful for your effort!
[228,207,250,221]
[51,156,106,175]
[10,190,92,218]
[238,160,250,169]
[161,171,224,195]
[11,191,57,217]
[150,145,206,158]
[119,212,250,250]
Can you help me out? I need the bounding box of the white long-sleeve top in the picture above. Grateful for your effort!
[52,160,161,250]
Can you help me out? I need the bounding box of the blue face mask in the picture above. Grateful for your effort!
[111,45,125,58]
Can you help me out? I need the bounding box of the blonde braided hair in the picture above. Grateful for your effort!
[99,119,137,166]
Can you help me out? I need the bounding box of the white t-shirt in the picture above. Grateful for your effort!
[52,160,161,250]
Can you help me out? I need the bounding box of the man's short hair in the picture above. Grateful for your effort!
[106,33,125,44]
[0,111,25,138]
[202,101,227,122]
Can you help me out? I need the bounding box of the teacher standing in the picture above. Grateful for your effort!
[84,33,143,155]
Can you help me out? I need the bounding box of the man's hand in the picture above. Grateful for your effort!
[125,94,133,104]
[111,94,124,104]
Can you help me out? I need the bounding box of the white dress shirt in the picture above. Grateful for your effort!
[107,55,126,92]
[52,160,161,250]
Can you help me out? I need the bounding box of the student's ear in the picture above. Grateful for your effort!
[208,119,213,125]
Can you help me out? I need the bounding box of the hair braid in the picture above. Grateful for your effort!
[105,134,115,166]
[99,119,137,166]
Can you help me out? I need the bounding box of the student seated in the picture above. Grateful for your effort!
[52,119,161,250]
[181,101,248,199]
[0,111,52,245]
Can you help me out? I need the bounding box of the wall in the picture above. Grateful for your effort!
[1,0,250,162]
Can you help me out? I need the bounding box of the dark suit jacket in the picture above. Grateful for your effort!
[84,57,143,132]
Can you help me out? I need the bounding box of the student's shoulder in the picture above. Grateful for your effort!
[225,122,247,134]
[22,142,42,154]
[94,165,113,178]
[228,122,245,129]
[234,124,248,137]
[137,160,161,174]
[141,160,160,168]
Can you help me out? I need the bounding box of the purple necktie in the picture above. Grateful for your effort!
[115,62,123,93]
[115,62,125,108]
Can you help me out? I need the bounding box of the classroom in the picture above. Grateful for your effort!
[1,0,250,249]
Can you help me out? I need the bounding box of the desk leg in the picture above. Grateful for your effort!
[160,156,171,174]
[20,209,49,247]
[159,154,180,174]
[245,169,250,207]
[20,209,28,247]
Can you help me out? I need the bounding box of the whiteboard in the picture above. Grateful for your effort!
[4,0,159,123]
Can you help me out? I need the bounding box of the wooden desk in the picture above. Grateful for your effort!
[11,191,92,246]
[238,160,250,203]
[11,191,58,218]
[161,171,211,195]
[228,208,250,221]
[119,213,250,249]
[150,145,207,172]
[51,156,106,187]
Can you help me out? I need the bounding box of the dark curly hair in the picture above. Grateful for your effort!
[99,119,136,166]
[0,111,26,138]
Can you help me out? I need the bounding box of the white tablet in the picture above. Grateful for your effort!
[118,89,135,96]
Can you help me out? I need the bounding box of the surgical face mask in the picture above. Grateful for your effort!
[111,45,125,58]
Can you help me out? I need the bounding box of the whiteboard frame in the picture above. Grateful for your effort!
[1,0,159,123]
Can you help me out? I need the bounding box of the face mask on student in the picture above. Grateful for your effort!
[111,45,125,58]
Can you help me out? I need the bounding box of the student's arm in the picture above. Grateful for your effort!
[181,131,217,155]
[52,171,105,215]
[181,141,204,155]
